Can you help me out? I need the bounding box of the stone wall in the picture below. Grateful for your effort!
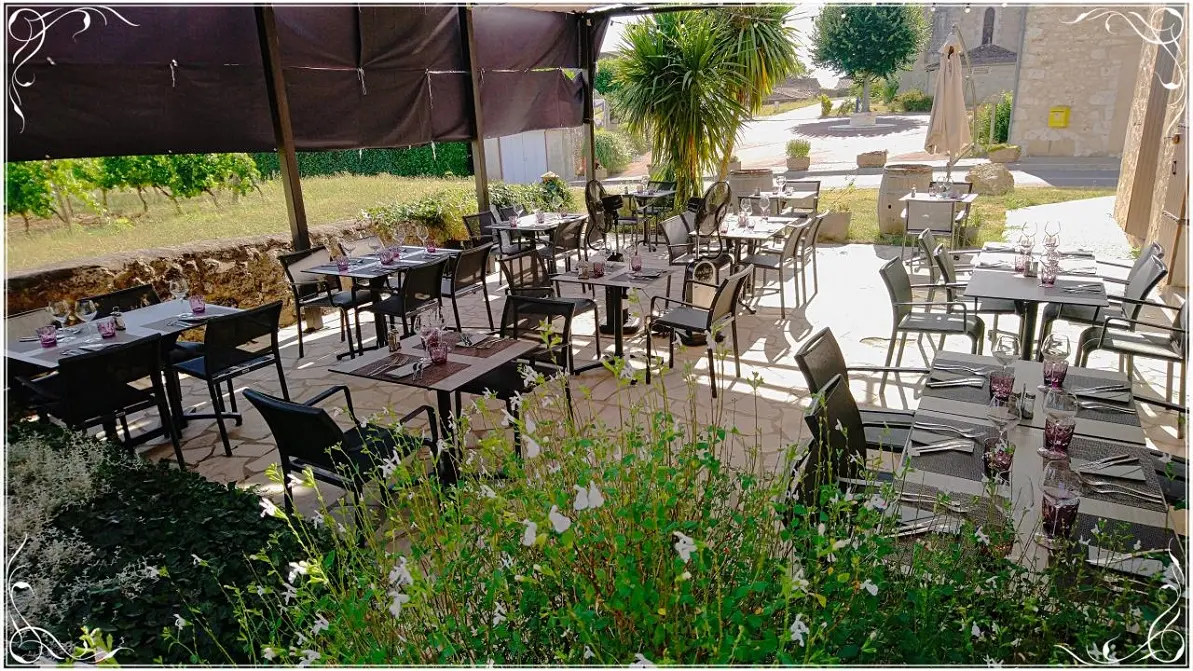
[1010,6,1144,157]
[6,219,371,326]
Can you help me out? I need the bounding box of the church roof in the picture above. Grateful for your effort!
[926,43,1017,71]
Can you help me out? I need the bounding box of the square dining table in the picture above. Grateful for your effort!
[330,331,537,486]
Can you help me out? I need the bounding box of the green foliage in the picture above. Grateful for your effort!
[250,143,471,180]
[819,93,833,117]
[812,5,926,112]
[975,92,1014,148]
[834,99,854,117]
[196,364,1179,665]
[5,160,56,221]
[593,129,633,173]
[6,422,308,665]
[879,77,901,105]
[895,89,934,112]
[786,139,811,158]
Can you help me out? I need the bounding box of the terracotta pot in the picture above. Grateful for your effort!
[818,211,850,242]
[786,156,810,171]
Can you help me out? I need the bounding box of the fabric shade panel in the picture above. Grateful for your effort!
[923,30,973,164]
[6,5,602,160]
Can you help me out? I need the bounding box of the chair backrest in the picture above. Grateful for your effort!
[82,284,161,317]
[463,212,495,242]
[783,180,821,215]
[694,181,731,236]
[917,229,941,284]
[803,373,867,485]
[1130,242,1165,277]
[497,206,519,221]
[402,257,449,312]
[7,309,50,337]
[879,257,914,323]
[930,180,973,195]
[55,334,165,426]
[706,266,753,328]
[905,200,957,236]
[779,218,809,259]
[801,212,827,254]
[794,327,849,395]
[279,246,336,291]
[550,218,584,256]
[932,243,959,284]
[660,215,693,262]
[242,388,355,475]
[499,247,554,296]
[1173,302,1188,356]
[202,301,283,375]
[499,295,575,369]
[1123,255,1168,320]
[449,242,493,292]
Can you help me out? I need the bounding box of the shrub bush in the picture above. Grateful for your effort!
[895,89,933,112]
[819,94,833,117]
[6,422,308,665]
[593,129,633,174]
[833,99,854,117]
[250,143,471,180]
[193,366,1179,665]
[880,77,900,105]
[975,92,1013,148]
[786,139,811,158]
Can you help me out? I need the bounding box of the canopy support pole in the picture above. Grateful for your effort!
[255,5,309,251]
[945,23,978,182]
[461,7,490,213]
[582,16,597,180]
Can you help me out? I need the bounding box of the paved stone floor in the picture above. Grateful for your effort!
[124,232,1185,518]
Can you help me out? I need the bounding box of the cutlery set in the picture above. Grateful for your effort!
[935,363,994,375]
[897,491,972,514]
[891,515,962,538]
[912,422,987,439]
[908,438,974,457]
[925,376,985,389]
[1061,283,1102,294]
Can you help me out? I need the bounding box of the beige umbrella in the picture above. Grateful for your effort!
[924,30,972,177]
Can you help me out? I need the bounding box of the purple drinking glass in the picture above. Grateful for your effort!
[982,435,1014,483]
[1039,260,1059,287]
[96,317,117,339]
[1042,357,1069,388]
[36,325,58,348]
[1014,253,1029,274]
[379,247,396,265]
[430,342,450,365]
[336,255,350,271]
[989,368,1015,401]
[1041,416,1076,458]
[188,294,206,314]
[1037,460,1082,548]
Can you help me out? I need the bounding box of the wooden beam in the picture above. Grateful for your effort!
[460,7,490,213]
[582,16,597,181]
[255,5,309,250]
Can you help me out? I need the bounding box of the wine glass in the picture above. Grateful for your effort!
[1039,388,1078,459]
[775,175,787,193]
[639,175,649,192]
[1043,220,1061,250]
[986,395,1021,440]
[416,225,429,251]
[169,278,189,302]
[759,194,771,220]
[75,299,99,341]
[47,300,70,328]
[1036,459,1082,549]
[992,334,1020,368]
[341,238,357,258]
[1022,222,1038,249]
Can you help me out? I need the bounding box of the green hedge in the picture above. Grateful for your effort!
[894,90,933,112]
[251,144,472,179]
[593,129,633,173]
[7,422,312,665]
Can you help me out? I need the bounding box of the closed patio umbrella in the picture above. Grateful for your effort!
[924,30,972,178]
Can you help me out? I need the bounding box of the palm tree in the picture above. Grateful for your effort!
[616,12,746,205]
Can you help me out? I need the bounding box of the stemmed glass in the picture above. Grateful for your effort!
[775,175,787,193]
[993,334,1019,367]
[759,193,771,221]
[1036,459,1082,549]
[75,299,99,342]
[169,279,189,302]
[47,300,71,328]
[639,175,649,193]
[1043,220,1061,251]
[341,238,357,258]
[416,225,430,251]
[1022,222,1038,250]
[986,395,1022,441]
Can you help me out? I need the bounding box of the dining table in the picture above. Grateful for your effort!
[963,243,1108,360]
[329,331,538,486]
[622,187,677,248]
[738,188,819,216]
[303,246,460,357]
[489,212,585,243]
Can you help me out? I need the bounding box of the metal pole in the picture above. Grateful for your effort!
[255,5,309,250]
[582,16,597,181]
[460,7,490,213]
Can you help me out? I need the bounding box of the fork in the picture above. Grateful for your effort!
[913,422,987,439]
[925,377,985,389]
[1083,479,1164,503]
[898,492,972,514]
[935,363,993,374]
[1079,401,1136,414]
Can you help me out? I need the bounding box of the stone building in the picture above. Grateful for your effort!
[900,4,1147,158]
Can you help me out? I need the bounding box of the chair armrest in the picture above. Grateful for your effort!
[847,365,931,375]
[304,385,360,425]
[1133,395,1187,415]
[896,300,970,321]
[1094,315,1184,349]
[651,295,704,312]
[1097,258,1135,270]
[395,404,439,445]
[1111,295,1177,310]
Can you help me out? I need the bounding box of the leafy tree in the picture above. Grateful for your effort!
[5,161,55,232]
[812,4,926,112]
[98,155,170,213]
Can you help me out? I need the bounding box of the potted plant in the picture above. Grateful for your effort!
[817,180,855,242]
[986,143,1021,163]
[594,159,608,181]
[786,139,811,171]
[728,154,741,172]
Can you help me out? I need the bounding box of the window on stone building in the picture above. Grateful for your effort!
[982,8,995,45]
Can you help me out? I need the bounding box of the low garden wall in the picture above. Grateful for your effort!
[6,219,371,326]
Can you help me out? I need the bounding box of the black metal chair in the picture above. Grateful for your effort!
[278,246,372,359]
[803,373,901,495]
[169,301,289,456]
[647,266,752,397]
[739,215,813,317]
[878,258,985,392]
[442,243,495,331]
[371,256,450,339]
[1077,301,1186,412]
[901,198,958,260]
[540,217,585,274]
[1097,242,1164,297]
[659,215,697,267]
[1037,254,1168,360]
[684,181,732,253]
[7,310,56,415]
[243,386,437,515]
[794,327,922,449]
[81,284,161,317]
[641,180,677,247]
[20,334,184,468]
[498,247,602,359]
[793,211,827,299]
[932,243,1020,340]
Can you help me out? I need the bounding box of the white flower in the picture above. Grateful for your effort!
[256,585,267,597]
[260,497,283,519]
[191,554,205,566]
[832,539,849,550]
[549,505,572,533]
[173,613,188,631]
[1133,540,1143,551]
[1159,451,1173,464]
[380,453,401,478]
[525,433,541,459]
[297,649,320,667]
[789,613,810,646]
[583,646,595,660]
[631,653,655,666]
[548,462,562,474]
[336,522,347,535]
[282,581,298,604]
[388,589,410,618]
[480,484,497,499]
[310,614,329,635]
[389,556,413,588]
[521,520,538,547]
[311,511,325,528]
[975,526,990,546]
[521,365,539,387]
[500,552,515,569]
[262,647,277,661]
[984,655,1002,668]
[288,561,311,583]
[864,494,887,511]
[492,602,508,626]
[673,531,696,564]
[816,523,826,537]
[790,565,809,591]
[860,579,878,596]
[288,471,306,488]
[971,622,982,639]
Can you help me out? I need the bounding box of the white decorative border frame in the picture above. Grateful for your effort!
[1063,6,1186,139]
[8,6,138,132]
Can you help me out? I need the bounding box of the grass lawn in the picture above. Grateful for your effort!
[5,174,1112,272]
[756,99,820,117]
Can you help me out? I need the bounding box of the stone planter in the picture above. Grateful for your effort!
[728,160,742,172]
[987,146,1021,163]
[818,211,851,242]
[857,150,888,169]
[786,156,810,171]
[849,112,877,128]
